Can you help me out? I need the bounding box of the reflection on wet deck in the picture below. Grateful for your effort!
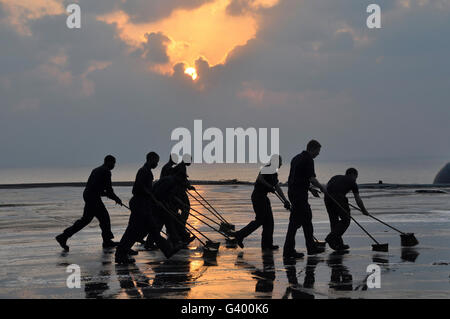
[0,185,449,298]
[74,243,427,299]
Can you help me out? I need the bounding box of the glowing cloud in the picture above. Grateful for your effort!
[99,0,279,76]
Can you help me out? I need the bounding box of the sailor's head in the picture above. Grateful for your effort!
[268,154,282,169]
[182,154,192,166]
[146,152,160,169]
[104,155,116,170]
[346,167,359,182]
[307,140,321,159]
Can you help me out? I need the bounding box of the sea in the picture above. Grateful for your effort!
[0,158,449,298]
[0,158,447,185]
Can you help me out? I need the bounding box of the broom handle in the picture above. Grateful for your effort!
[347,202,405,235]
[185,210,230,239]
[326,195,381,245]
[159,202,214,242]
[186,204,223,228]
[349,216,380,244]
[121,202,208,246]
[174,197,231,239]
[188,191,228,224]
[191,189,230,224]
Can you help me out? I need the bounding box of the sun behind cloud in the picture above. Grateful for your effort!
[184,67,199,80]
[99,0,279,76]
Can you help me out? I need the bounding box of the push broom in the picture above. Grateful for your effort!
[158,201,221,252]
[188,189,236,233]
[326,195,389,252]
[122,202,220,256]
[174,196,237,243]
[347,202,419,247]
[176,196,239,247]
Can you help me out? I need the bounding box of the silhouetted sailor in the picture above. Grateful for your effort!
[55,155,122,251]
[145,174,191,247]
[171,156,195,240]
[283,140,327,258]
[160,154,177,179]
[324,168,369,250]
[137,155,176,248]
[233,155,290,250]
[115,152,180,264]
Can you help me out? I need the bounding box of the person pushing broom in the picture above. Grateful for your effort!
[324,168,369,251]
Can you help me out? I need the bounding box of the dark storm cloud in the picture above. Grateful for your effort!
[61,0,213,21]
[226,0,251,16]
[62,0,121,15]
[0,2,5,19]
[226,0,281,16]
[140,32,171,64]
[120,0,214,23]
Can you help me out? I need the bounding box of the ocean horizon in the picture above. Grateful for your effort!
[0,158,447,186]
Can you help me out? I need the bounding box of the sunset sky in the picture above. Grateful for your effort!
[0,0,449,168]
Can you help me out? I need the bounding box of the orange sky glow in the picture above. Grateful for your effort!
[0,0,280,80]
[99,0,280,78]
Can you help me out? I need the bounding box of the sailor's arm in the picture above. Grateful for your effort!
[309,177,327,194]
[182,170,195,191]
[186,180,196,191]
[274,184,291,210]
[105,172,122,205]
[256,173,274,190]
[354,192,369,215]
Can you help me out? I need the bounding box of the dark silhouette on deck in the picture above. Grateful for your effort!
[115,152,180,264]
[55,155,122,251]
[324,168,369,251]
[144,173,196,248]
[283,140,327,258]
[233,155,290,250]
[160,155,177,179]
[171,156,196,241]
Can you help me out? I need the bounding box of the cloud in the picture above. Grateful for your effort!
[99,0,279,74]
[0,0,64,35]
[120,0,214,23]
[0,0,449,169]
[141,32,171,64]
[226,0,280,16]
[0,5,126,117]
